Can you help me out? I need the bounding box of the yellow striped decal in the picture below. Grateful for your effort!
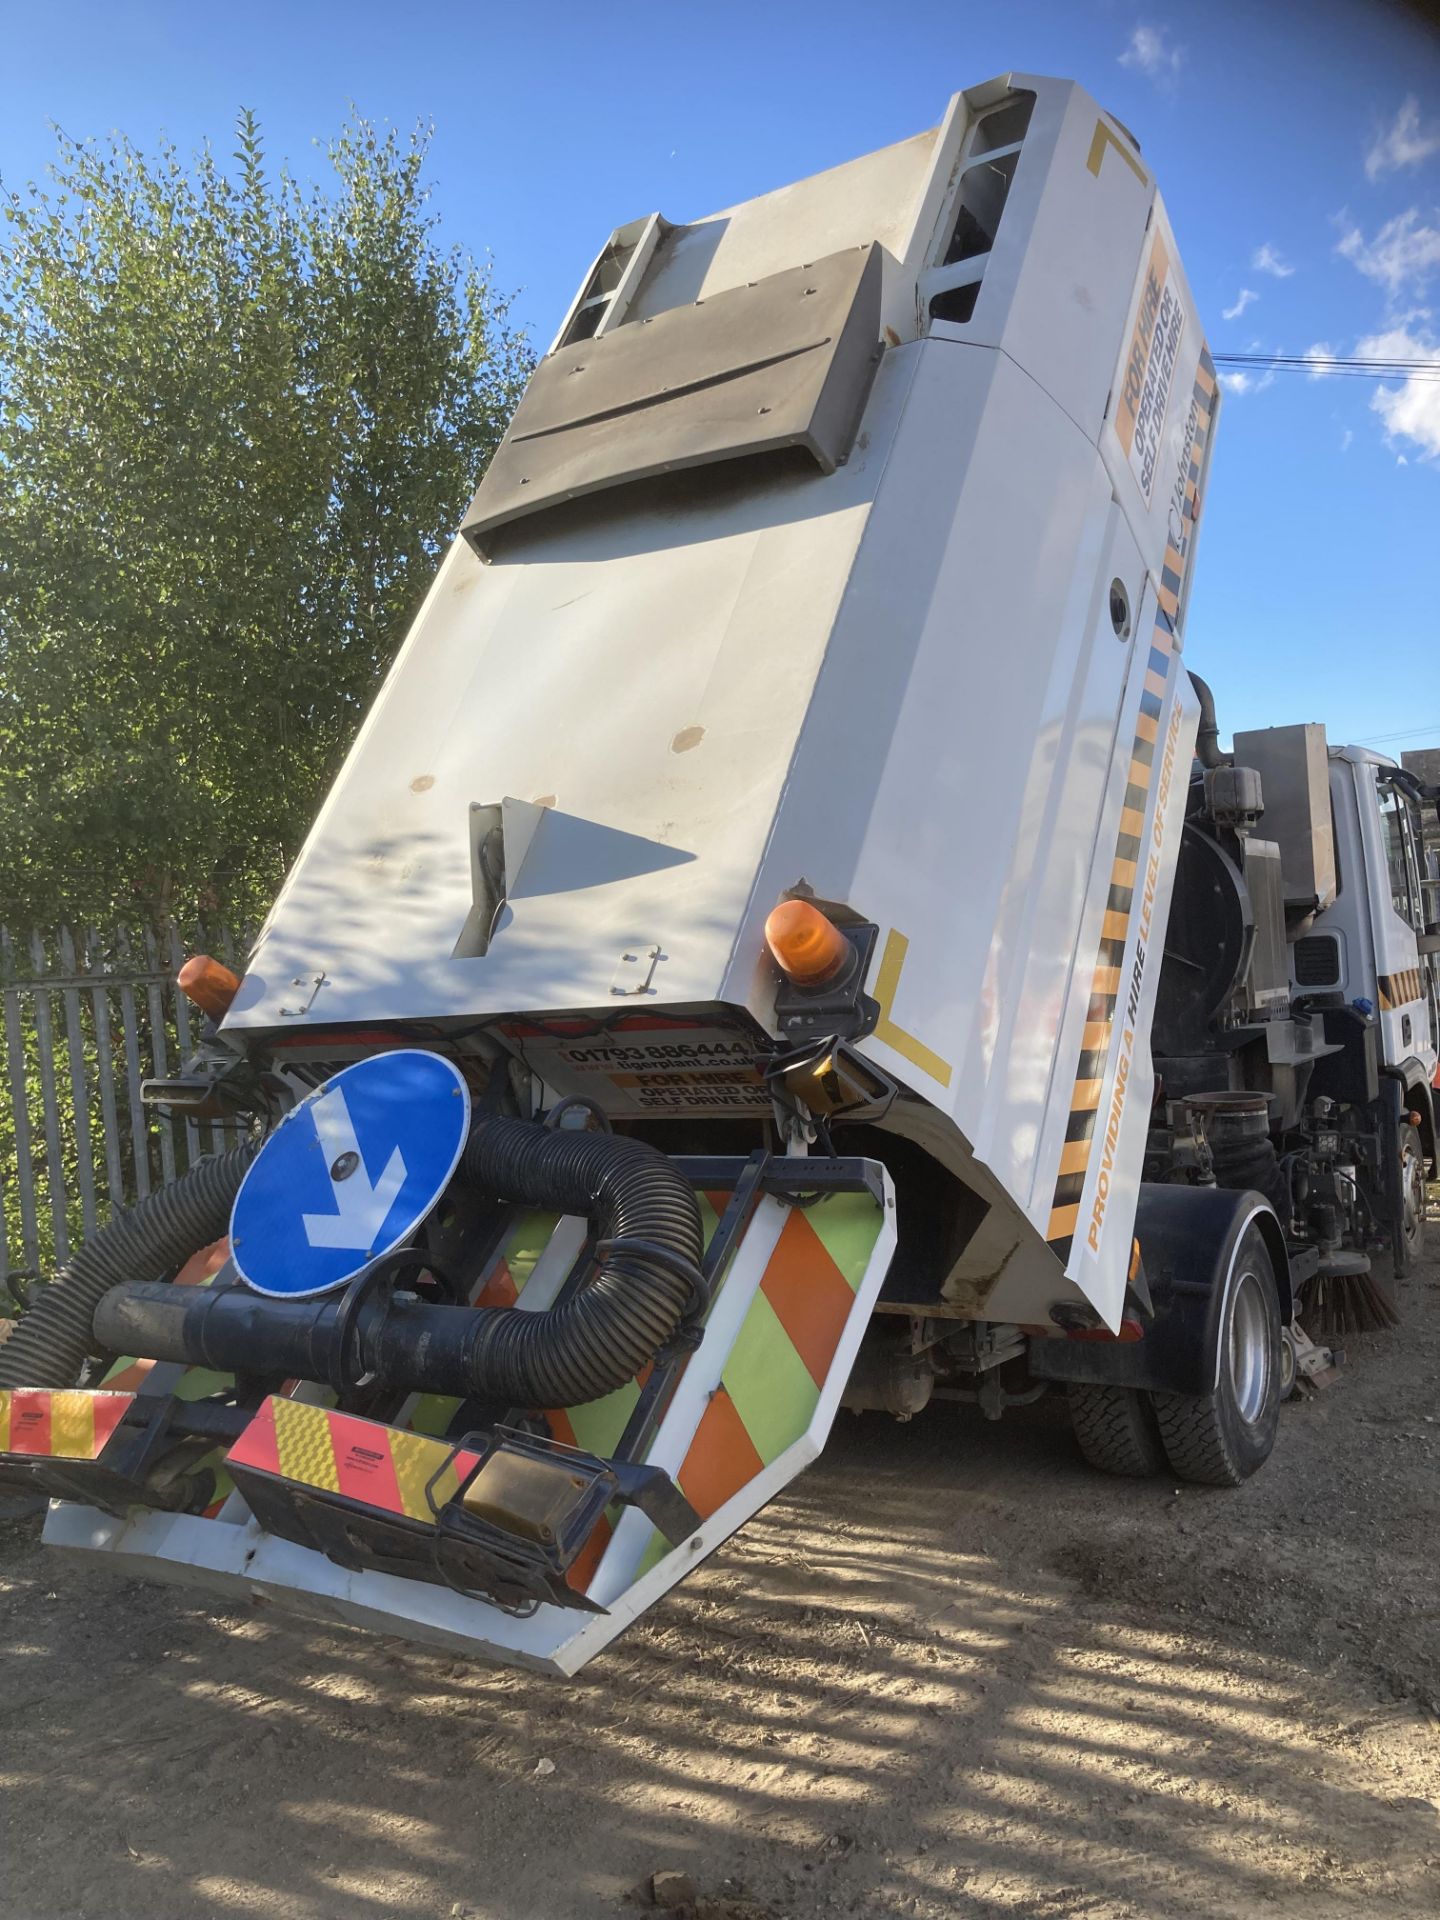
[1378,969,1425,1012]
[1045,623,1175,1250]
[271,1397,341,1494]
[228,1396,479,1526]
[1047,350,1217,1263]
[1087,117,1149,186]
[872,930,954,1088]
[390,1425,461,1515]
[0,1389,133,1460]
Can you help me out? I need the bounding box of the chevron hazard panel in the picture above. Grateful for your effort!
[42,1163,896,1674]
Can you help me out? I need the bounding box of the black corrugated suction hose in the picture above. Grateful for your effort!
[13,1114,703,1412]
[0,1142,257,1391]
[455,1116,705,1406]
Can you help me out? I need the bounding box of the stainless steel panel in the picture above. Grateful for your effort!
[1233,723,1336,912]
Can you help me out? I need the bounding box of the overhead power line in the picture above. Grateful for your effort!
[1356,722,1440,747]
[1212,352,1440,382]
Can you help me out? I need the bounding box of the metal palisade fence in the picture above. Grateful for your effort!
[0,923,251,1313]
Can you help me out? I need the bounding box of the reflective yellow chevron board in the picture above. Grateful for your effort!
[599,1186,891,1598]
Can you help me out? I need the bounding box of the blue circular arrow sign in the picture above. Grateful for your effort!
[230,1050,471,1299]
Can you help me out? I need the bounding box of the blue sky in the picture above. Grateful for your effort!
[2,0,1438,752]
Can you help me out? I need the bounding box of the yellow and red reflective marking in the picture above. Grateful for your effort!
[0,1389,133,1459]
[564,1513,614,1592]
[227,1394,616,1592]
[227,1397,483,1526]
[143,1181,883,1610]
[547,1360,656,1594]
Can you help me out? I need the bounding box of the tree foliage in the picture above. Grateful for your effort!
[0,112,533,928]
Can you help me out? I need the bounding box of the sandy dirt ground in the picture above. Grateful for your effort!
[3,1208,1438,1920]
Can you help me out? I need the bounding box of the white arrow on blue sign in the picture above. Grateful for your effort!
[230,1050,471,1299]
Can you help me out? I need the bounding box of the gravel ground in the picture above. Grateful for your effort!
[2,1205,1438,1920]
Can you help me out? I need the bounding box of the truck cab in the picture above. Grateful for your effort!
[1301,746,1439,1264]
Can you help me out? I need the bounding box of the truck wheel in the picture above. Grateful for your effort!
[1151,1223,1281,1487]
[1068,1383,1167,1477]
[1278,1323,1298,1401]
[1395,1121,1426,1278]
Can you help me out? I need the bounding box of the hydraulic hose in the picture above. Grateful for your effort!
[0,1143,257,1391]
[93,1116,706,1410]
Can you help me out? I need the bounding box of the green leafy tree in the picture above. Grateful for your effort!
[0,111,533,930]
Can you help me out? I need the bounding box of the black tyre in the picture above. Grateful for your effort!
[1069,1383,1167,1477]
[1151,1222,1282,1487]
[1395,1121,1426,1279]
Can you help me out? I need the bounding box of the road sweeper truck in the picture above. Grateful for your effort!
[2,72,1436,1674]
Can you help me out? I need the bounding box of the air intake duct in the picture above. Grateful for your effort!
[93,1117,705,1409]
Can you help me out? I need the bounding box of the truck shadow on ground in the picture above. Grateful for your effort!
[4,1365,1439,1920]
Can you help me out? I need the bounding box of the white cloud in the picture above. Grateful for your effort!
[1222,287,1258,321]
[1303,341,1333,378]
[1120,25,1185,86]
[1251,243,1295,278]
[1357,321,1440,461]
[1341,428,1354,452]
[1365,97,1440,182]
[1336,208,1440,296]
[1218,368,1274,397]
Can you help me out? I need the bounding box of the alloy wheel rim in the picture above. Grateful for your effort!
[1228,1268,1271,1425]
[1402,1140,1425,1251]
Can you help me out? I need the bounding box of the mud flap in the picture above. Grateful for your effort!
[41,1154,896,1674]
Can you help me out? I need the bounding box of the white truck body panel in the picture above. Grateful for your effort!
[225,74,1219,1330]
